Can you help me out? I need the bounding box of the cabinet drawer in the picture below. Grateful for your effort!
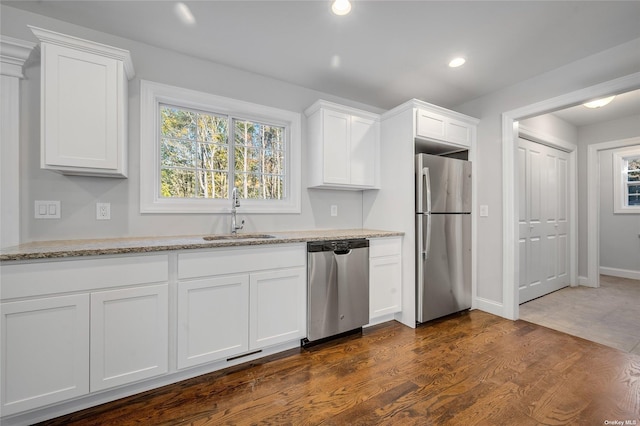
[1,254,169,300]
[369,237,402,258]
[178,244,305,279]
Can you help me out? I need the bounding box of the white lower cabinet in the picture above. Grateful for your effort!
[177,244,306,369]
[1,246,307,423]
[177,275,249,369]
[90,284,169,391]
[369,237,402,321]
[0,254,169,420]
[249,267,306,349]
[1,294,90,416]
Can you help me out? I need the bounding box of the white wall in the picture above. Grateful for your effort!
[455,37,640,310]
[519,114,578,146]
[2,5,385,242]
[579,116,640,276]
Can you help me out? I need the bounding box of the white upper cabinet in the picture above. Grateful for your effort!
[305,100,380,190]
[415,105,476,150]
[30,26,135,177]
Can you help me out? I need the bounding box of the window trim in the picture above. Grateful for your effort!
[140,80,301,214]
[612,146,640,214]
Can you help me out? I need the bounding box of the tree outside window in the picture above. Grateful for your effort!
[159,105,285,202]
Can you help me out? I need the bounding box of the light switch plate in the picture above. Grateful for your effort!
[479,205,489,217]
[34,200,60,219]
[330,205,338,217]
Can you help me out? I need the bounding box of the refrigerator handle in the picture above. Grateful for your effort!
[422,167,431,214]
[422,167,432,259]
[424,214,431,260]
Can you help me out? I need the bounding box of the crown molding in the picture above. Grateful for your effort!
[28,26,135,79]
[0,35,37,79]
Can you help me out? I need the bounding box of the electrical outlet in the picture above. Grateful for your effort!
[330,205,338,217]
[96,202,111,220]
[34,200,60,219]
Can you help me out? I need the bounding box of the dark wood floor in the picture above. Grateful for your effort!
[39,311,640,425]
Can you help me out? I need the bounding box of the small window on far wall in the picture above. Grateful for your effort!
[612,146,640,214]
[140,80,301,214]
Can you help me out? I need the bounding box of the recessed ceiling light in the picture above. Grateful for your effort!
[583,96,616,109]
[332,0,352,16]
[175,2,196,26]
[448,57,466,68]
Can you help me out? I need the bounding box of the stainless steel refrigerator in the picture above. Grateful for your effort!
[416,153,472,324]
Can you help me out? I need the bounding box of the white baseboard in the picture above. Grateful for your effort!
[600,266,640,281]
[474,297,504,318]
[578,275,593,286]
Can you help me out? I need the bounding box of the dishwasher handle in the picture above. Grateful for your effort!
[307,239,369,253]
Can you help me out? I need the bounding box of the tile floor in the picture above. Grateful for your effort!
[519,274,640,355]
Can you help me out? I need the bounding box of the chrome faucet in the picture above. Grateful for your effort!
[230,187,244,234]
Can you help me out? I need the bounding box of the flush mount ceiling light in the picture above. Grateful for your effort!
[332,0,352,16]
[583,96,616,108]
[448,57,466,68]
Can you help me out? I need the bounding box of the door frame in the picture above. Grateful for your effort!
[517,128,577,303]
[587,137,640,287]
[501,72,640,320]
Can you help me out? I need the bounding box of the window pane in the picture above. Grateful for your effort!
[232,118,286,200]
[161,168,196,198]
[628,195,640,206]
[161,139,194,168]
[629,184,640,194]
[197,142,228,171]
[628,170,640,182]
[161,106,196,139]
[628,158,640,171]
[234,173,283,200]
[196,171,228,199]
[158,104,288,203]
[234,120,284,151]
[197,113,228,143]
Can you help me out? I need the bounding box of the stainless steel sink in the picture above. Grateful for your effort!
[202,233,276,241]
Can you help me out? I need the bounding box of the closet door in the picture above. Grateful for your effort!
[518,138,570,303]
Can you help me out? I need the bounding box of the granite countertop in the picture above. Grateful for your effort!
[0,229,403,261]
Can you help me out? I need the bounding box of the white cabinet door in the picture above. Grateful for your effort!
[41,43,120,172]
[416,108,472,149]
[250,267,306,350]
[350,115,378,187]
[322,109,351,185]
[305,100,380,190]
[369,237,402,321]
[90,285,168,391]
[369,256,402,319]
[416,109,447,141]
[1,294,89,416]
[177,275,249,369]
[32,27,132,177]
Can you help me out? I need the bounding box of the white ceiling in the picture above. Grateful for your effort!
[551,89,640,127]
[4,0,640,118]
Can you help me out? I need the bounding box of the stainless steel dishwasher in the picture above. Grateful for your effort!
[304,239,369,346]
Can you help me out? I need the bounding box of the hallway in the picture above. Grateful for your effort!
[519,275,640,355]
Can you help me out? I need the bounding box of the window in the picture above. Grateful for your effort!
[612,146,640,214]
[140,80,301,213]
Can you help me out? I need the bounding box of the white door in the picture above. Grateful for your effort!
[177,274,249,369]
[518,138,570,303]
[249,267,306,350]
[322,109,350,185]
[1,295,90,415]
[90,285,168,391]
